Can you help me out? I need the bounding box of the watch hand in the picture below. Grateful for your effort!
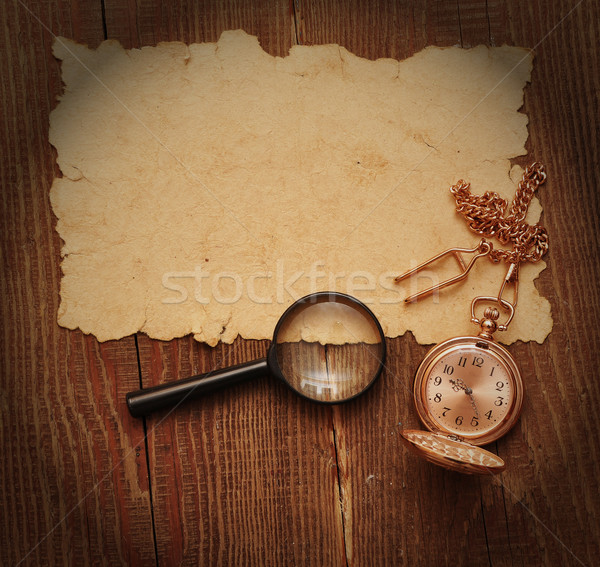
[467,393,480,419]
[449,378,470,392]
[449,379,480,418]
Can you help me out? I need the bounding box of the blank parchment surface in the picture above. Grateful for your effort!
[50,30,552,346]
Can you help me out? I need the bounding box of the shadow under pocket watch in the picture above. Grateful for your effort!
[396,163,548,475]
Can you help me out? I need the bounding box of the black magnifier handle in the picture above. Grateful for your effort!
[126,358,269,417]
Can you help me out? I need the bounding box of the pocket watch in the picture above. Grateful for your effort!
[401,298,522,475]
[395,163,548,475]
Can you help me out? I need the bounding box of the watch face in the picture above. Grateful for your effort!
[414,337,523,445]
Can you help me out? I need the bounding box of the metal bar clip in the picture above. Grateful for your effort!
[395,239,492,303]
[497,261,519,310]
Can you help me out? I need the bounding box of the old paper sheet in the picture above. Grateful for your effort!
[50,30,552,346]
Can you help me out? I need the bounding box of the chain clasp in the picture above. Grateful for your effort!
[497,261,519,309]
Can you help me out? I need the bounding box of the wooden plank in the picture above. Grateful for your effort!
[493,0,600,564]
[101,0,346,564]
[294,0,462,59]
[294,4,489,562]
[330,340,501,565]
[298,0,600,565]
[0,1,156,565]
[103,0,295,55]
[136,335,346,565]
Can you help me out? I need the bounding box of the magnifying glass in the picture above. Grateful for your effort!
[126,292,386,417]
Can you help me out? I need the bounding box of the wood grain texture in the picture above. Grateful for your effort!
[103,0,295,55]
[298,0,600,565]
[0,1,155,565]
[1,0,598,566]
[136,335,346,566]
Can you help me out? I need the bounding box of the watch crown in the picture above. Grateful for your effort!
[483,307,500,321]
[478,308,499,339]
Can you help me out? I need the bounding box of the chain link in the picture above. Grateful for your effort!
[450,163,548,265]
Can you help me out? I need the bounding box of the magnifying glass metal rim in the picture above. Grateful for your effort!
[126,291,386,417]
[267,291,387,405]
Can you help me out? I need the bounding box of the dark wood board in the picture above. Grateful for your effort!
[1,0,598,565]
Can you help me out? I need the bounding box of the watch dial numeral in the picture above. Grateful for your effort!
[496,381,504,391]
[485,410,493,420]
[455,415,464,426]
[433,393,442,403]
[443,364,454,375]
[472,356,484,367]
[471,416,479,427]
[494,396,504,406]
[442,407,451,417]
[490,366,496,377]
[458,356,467,367]
[433,376,442,386]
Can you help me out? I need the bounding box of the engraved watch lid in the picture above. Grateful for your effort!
[400,429,506,475]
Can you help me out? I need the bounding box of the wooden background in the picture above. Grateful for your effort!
[1,0,598,565]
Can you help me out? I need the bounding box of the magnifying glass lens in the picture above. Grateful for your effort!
[126,292,386,417]
[272,295,385,402]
